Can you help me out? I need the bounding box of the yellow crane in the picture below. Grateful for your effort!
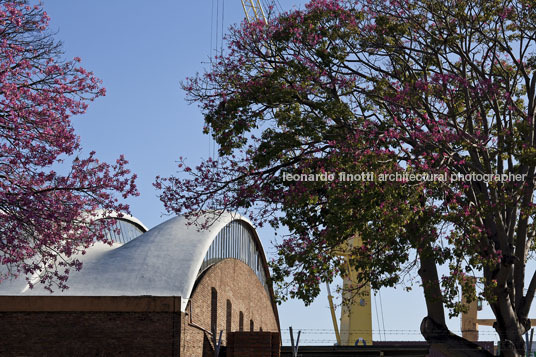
[241,0,267,23]
[236,0,374,346]
[332,235,373,346]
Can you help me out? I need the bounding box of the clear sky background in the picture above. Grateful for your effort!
[40,0,512,345]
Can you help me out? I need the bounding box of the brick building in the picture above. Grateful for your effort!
[0,212,280,356]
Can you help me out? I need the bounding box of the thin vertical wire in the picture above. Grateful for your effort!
[210,0,215,57]
[379,290,387,341]
[275,0,283,13]
[215,0,219,57]
[374,292,382,341]
[209,0,216,158]
[261,0,270,14]
[221,0,225,58]
[216,0,225,159]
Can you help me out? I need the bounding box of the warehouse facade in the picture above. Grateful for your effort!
[0,212,280,356]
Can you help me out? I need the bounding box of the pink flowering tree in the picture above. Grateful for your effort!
[0,1,137,291]
[156,0,536,355]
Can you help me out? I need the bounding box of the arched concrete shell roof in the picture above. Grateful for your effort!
[101,211,149,233]
[0,212,274,312]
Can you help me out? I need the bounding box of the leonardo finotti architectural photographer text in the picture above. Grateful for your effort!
[281,172,527,183]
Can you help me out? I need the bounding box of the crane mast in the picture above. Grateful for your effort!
[241,0,267,23]
[237,0,374,346]
[336,236,373,346]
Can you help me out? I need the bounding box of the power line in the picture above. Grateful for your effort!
[215,0,219,56]
[275,0,283,13]
[379,289,387,341]
[208,0,216,159]
[373,292,381,341]
[210,0,215,57]
[221,0,225,57]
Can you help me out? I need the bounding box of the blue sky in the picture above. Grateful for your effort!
[41,0,504,345]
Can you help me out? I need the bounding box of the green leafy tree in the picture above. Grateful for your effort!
[156,0,536,355]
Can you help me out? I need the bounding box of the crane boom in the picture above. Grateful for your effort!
[241,0,267,23]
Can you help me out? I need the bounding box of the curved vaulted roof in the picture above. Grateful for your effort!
[0,212,276,313]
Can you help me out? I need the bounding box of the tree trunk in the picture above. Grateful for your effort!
[420,316,494,357]
[418,249,494,356]
[492,316,527,357]
[487,262,528,357]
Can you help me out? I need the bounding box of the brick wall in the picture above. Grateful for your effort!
[181,259,279,356]
[227,331,280,357]
[0,259,280,357]
[0,296,181,356]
